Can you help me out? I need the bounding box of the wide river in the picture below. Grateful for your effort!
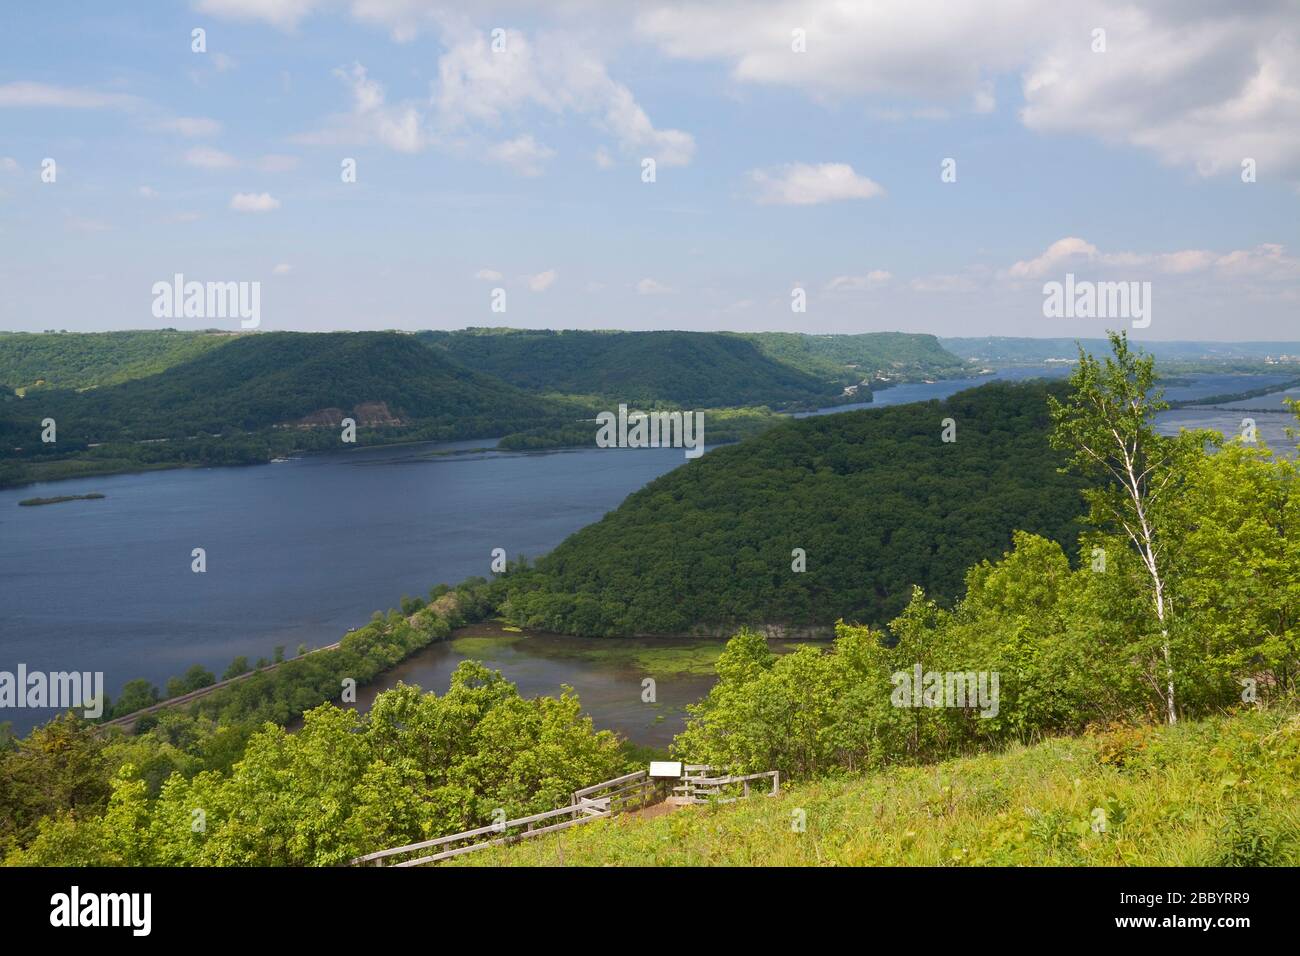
[2,367,1295,737]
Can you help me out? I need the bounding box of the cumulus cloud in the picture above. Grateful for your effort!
[294,62,428,153]
[436,28,695,166]
[636,1,1300,184]
[749,162,884,205]
[273,262,293,274]
[474,268,504,281]
[230,192,281,212]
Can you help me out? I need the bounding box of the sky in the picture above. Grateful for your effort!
[0,0,1297,341]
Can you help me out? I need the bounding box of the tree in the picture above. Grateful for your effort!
[1048,332,1201,723]
[222,656,250,681]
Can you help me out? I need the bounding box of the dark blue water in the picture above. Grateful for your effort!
[0,440,694,732]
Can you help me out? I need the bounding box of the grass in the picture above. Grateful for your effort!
[454,706,1300,866]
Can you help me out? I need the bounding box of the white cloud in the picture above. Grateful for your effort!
[635,277,672,295]
[230,192,281,212]
[594,146,614,169]
[637,1,1300,183]
[1006,237,1300,283]
[527,269,558,292]
[195,0,322,30]
[138,186,158,199]
[474,268,504,281]
[0,157,18,174]
[185,146,239,170]
[1007,237,1099,280]
[825,271,891,292]
[1019,6,1300,183]
[273,262,293,274]
[487,134,555,177]
[435,28,695,167]
[0,81,140,110]
[296,63,428,153]
[749,162,884,205]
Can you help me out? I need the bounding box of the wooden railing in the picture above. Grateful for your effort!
[352,770,655,867]
[352,763,778,867]
[672,768,780,805]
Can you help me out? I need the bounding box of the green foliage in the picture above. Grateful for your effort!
[0,331,587,487]
[419,328,849,408]
[741,331,968,385]
[0,330,228,392]
[501,381,1085,635]
[7,665,629,867]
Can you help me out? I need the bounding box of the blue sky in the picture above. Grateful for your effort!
[1,0,1297,340]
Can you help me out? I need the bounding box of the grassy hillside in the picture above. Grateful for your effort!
[418,328,848,409]
[742,331,969,385]
[457,706,1300,866]
[0,330,230,392]
[500,380,1085,635]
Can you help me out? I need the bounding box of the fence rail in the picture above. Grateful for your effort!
[353,763,777,867]
[672,769,780,805]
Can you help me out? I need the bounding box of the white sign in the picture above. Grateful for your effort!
[649,761,683,779]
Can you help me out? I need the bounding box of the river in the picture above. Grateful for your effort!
[2,366,1294,737]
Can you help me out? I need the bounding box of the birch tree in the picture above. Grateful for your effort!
[1048,332,1195,724]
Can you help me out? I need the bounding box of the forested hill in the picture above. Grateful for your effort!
[418,329,848,408]
[740,331,969,384]
[0,330,229,392]
[501,381,1085,636]
[0,332,578,447]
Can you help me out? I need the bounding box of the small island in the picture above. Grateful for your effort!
[18,492,106,507]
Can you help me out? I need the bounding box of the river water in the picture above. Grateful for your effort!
[2,367,1294,737]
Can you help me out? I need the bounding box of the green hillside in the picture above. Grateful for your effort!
[742,331,970,384]
[456,705,1300,867]
[0,330,230,392]
[418,328,849,409]
[500,381,1085,635]
[0,332,585,486]
[3,332,577,441]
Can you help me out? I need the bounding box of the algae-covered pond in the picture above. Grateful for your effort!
[351,622,820,750]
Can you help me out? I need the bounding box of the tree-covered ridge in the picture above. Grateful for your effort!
[740,331,970,385]
[417,328,851,409]
[0,332,595,486]
[0,330,231,392]
[500,381,1086,636]
[16,331,579,440]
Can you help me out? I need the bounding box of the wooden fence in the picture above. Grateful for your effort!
[352,763,778,867]
[352,769,656,867]
[671,767,780,805]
